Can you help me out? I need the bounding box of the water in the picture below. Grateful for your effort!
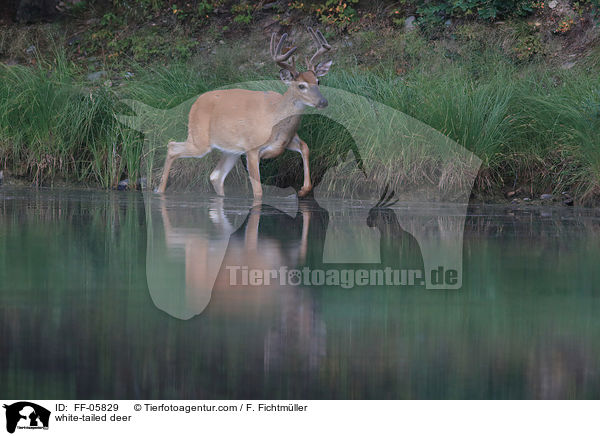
[1,187,600,399]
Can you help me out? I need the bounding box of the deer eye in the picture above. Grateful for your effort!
[298,84,307,90]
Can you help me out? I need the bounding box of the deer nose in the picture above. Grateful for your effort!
[317,98,328,108]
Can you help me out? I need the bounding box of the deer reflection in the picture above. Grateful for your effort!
[153,196,240,318]
[153,195,328,373]
[366,186,425,274]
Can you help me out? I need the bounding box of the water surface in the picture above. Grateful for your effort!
[1,188,600,399]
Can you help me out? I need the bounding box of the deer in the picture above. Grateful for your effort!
[156,28,333,198]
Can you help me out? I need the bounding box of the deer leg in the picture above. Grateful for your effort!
[210,153,240,197]
[157,141,185,193]
[157,141,209,193]
[246,150,263,199]
[288,135,312,197]
[157,150,176,193]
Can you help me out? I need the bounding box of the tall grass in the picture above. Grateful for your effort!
[1,44,600,203]
[0,53,143,187]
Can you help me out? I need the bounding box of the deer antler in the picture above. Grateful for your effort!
[374,185,399,208]
[306,27,331,71]
[270,32,298,75]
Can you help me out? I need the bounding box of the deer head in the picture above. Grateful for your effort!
[270,28,333,109]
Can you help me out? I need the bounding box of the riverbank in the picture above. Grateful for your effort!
[1,2,600,205]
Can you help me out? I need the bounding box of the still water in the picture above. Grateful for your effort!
[1,188,600,399]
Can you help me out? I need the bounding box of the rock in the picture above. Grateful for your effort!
[404,16,417,32]
[548,0,558,8]
[540,194,553,200]
[523,197,531,201]
[561,61,576,70]
[67,34,80,46]
[117,179,129,191]
[87,70,107,82]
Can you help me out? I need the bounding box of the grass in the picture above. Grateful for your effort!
[1,33,600,203]
[0,52,143,188]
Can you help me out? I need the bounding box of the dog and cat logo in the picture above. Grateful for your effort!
[3,402,50,433]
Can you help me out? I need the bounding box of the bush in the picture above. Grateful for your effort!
[417,0,537,25]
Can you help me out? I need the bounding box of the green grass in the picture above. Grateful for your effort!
[1,37,600,203]
[0,53,143,188]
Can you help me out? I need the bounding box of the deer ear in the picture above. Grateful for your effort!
[314,60,332,77]
[279,68,294,84]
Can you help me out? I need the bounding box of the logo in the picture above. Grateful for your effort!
[118,79,481,319]
[3,402,50,434]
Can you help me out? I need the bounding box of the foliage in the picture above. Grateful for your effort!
[231,2,255,25]
[511,22,544,61]
[94,0,600,33]
[288,0,359,28]
[416,0,539,26]
[512,34,543,60]
[315,0,359,27]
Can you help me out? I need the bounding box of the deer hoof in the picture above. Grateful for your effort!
[298,186,312,197]
[210,181,225,197]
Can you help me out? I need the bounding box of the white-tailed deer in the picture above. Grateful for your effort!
[156,28,333,198]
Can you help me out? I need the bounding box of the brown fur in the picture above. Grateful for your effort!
[296,71,318,84]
